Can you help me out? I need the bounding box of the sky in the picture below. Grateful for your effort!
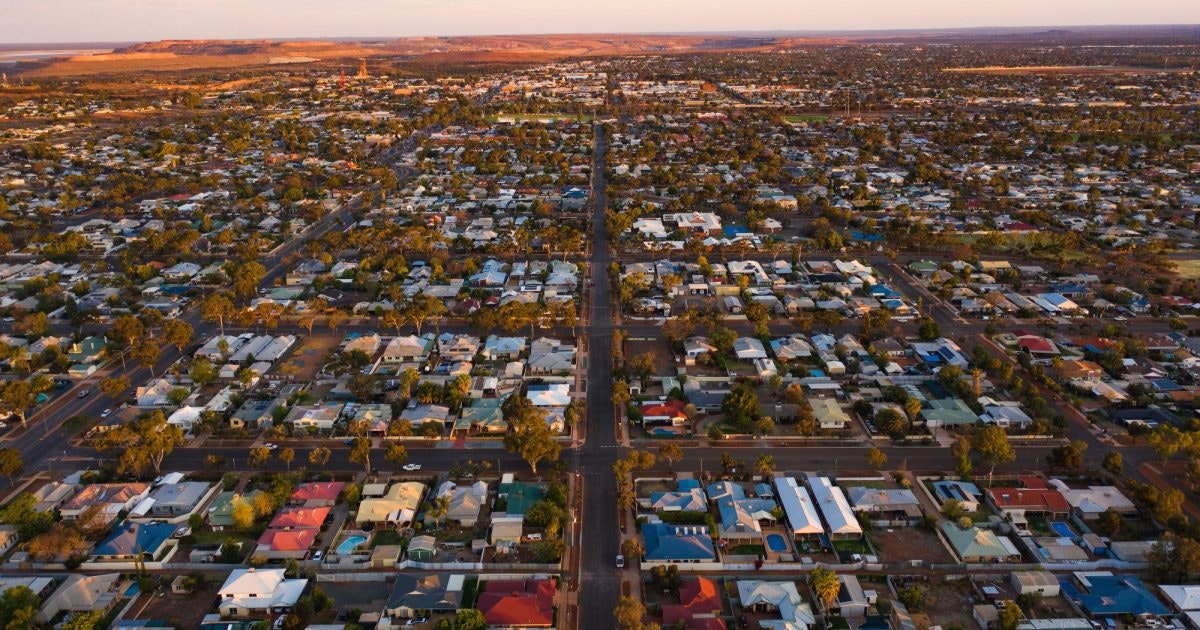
[2,0,1199,44]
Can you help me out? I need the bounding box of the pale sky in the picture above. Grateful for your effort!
[3,0,1199,44]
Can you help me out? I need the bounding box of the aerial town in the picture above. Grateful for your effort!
[0,24,1199,630]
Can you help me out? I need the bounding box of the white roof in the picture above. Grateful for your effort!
[807,476,862,536]
[130,497,156,516]
[1161,585,1200,611]
[774,477,823,535]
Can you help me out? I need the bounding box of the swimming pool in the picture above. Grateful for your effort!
[765,534,789,552]
[1050,521,1075,538]
[335,534,368,554]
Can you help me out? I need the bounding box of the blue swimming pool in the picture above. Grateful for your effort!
[765,534,789,552]
[1050,521,1075,538]
[335,534,368,554]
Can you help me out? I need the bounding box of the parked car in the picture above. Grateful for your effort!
[615,554,625,568]
[402,463,422,471]
[100,409,112,418]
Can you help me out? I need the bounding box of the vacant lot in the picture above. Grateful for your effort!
[276,334,341,381]
[128,580,222,629]
[872,527,954,564]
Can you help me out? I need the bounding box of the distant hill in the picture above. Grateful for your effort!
[9,25,1196,77]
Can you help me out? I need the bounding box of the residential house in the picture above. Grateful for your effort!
[216,568,308,618]
[477,578,555,628]
[356,482,425,527]
[938,522,1020,563]
[385,574,464,619]
[642,523,717,563]
[89,521,177,563]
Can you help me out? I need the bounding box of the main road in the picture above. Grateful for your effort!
[575,121,622,630]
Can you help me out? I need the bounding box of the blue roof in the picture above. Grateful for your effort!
[93,521,176,557]
[706,481,745,503]
[849,231,885,242]
[677,479,702,492]
[1060,576,1169,618]
[722,225,752,238]
[642,523,716,562]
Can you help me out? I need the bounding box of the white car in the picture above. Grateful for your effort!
[100,409,112,418]
[264,443,279,450]
[402,463,422,471]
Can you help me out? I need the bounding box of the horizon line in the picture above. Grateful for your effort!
[3,22,1198,48]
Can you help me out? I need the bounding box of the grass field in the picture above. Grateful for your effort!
[1174,259,1200,279]
[783,114,830,124]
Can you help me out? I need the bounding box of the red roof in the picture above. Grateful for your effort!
[479,579,555,627]
[640,400,688,419]
[986,487,1070,513]
[1017,337,1058,355]
[290,482,345,503]
[269,506,329,529]
[257,527,319,552]
[679,577,722,614]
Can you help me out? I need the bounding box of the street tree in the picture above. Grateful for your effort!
[278,448,295,471]
[658,443,683,472]
[163,319,194,352]
[614,596,648,630]
[755,453,775,479]
[976,425,1015,484]
[1102,452,1123,477]
[248,446,272,470]
[385,443,408,468]
[99,375,131,400]
[952,436,973,477]
[94,410,184,477]
[308,447,331,468]
[200,292,235,334]
[865,446,887,470]
[0,377,52,429]
[349,437,372,474]
[0,448,24,485]
[132,341,161,376]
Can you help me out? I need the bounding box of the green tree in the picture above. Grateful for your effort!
[502,393,560,475]
[998,601,1022,630]
[231,497,256,531]
[658,443,683,472]
[385,443,408,469]
[755,453,775,479]
[865,446,887,470]
[62,609,107,630]
[94,410,184,476]
[190,358,219,387]
[975,425,1015,484]
[99,375,131,399]
[898,586,924,610]
[308,447,331,468]
[1101,451,1123,477]
[132,340,161,376]
[0,448,23,486]
[0,585,41,629]
[721,382,761,433]
[952,436,973,477]
[614,596,648,630]
[349,437,372,474]
[810,568,841,613]
[248,446,272,470]
[278,448,295,471]
[455,609,488,630]
[916,316,941,341]
[163,319,194,352]
[199,292,235,334]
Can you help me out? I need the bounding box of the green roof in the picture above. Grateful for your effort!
[497,482,547,516]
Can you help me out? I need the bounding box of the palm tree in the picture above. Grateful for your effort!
[429,495,451,530]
